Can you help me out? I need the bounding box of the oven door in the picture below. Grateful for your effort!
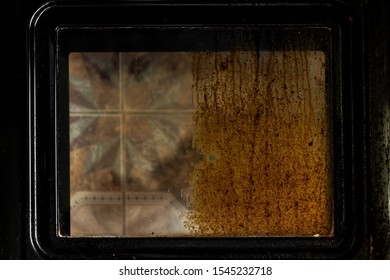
[3,0,389,259]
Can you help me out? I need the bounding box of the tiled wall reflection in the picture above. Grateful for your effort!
[69,52,197,236]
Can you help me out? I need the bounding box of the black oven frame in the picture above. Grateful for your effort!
[27,1,368,259]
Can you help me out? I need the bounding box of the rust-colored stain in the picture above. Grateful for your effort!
[186,50,333,236]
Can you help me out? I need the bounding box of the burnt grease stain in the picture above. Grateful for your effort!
[185,48,333,237]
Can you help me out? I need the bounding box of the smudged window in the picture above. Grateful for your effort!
[68,30,333,237]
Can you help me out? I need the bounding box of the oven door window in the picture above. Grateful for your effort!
[67,32,333,237]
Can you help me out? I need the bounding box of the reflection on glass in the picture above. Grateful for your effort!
[69,50,333,237]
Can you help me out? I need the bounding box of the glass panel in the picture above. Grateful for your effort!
[69,48,333,237]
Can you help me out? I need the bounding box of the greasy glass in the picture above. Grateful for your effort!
[69,50,333,237]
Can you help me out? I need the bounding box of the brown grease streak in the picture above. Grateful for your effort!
[185,50,333,237]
